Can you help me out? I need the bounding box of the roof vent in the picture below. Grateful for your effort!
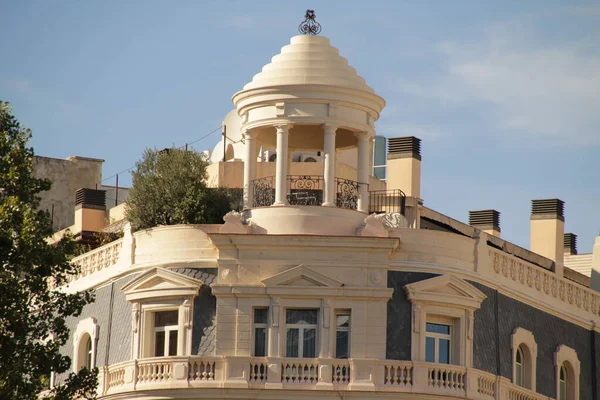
[387,136,421,160]
[531,199,564,221]
[564,233,578,255]
[469,209,501,235]
[75,188,106,209]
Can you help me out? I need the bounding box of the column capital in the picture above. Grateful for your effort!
[274,124,292,134]
[242,129,257,140]
[322,124,338,135]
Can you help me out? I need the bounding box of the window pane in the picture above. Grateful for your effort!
[303,328,317,358]
[155,310,178,327]
[255,328,267,357]
[154,331,165,357]
[336,313,350,328]
[516,347,523,363]
[168,330,178,356]
[336,331,349,359]
[286,309,318,325]
[426,323,450,335]
[515,364,522,386]
[559,381,566,400]
[254,308,268,324]
[439,339,450,364]
[425,337,435,362]
[286,328,299,358]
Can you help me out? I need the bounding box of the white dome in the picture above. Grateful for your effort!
[242,35,375,94]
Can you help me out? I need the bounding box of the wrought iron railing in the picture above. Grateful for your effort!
[287,175,324,206]
[335,178,363,210]
[251,176,275,207]
[369,189,406,215]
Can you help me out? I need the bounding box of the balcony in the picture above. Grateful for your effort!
[99,356,552,400]
[250,175,405,214]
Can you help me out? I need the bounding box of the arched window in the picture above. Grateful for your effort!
[304,157,317,162]
[515,346,524,386]
[558,365,567,400]
[73,318,99,372]
[511,328,537,390]
[269,154,277,162]
[555,346,579,400]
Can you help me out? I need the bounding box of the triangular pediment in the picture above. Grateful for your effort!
[122,267,203,302]
[404,275,487,310]
[261,265,344,288]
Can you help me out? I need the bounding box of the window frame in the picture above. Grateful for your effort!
[511,327,537,391]
[285,308,319,358]
[72,317,99,372]
[554,345,580,400]
[253,307,269,357]
[425,318,453,364]
[334,310,351,359]
[152,310,179,357]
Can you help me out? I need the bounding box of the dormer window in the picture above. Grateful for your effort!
[425,321,452,364]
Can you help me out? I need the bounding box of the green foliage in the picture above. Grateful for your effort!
[125,148,233,230]
[0,102,97,400]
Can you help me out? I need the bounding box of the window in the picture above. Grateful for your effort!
[554,345,580,400]
[153,310,178,357]
[511,328,537,390]
[335,311,350,359]
[559,365,567,400]
[73,317,99,372]
[515,346,524,386]
[425,322,451,364]
[286,309,318,358]
[404,275,487,367]
[254,308,268,357]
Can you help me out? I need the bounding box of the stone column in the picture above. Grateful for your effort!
[356,132,370,213]
[242,130,257,209]
[273,125,290,206]
[322,124,338,207]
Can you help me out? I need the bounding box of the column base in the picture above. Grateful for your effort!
[322,202,336,207]
[272,202,288,207]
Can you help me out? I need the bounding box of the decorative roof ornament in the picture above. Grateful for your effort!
[298,9,322,35]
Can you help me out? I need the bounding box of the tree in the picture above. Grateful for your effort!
[0,101,97,400]
[125,148,233,230]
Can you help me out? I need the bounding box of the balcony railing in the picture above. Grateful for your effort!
[99,356,552,400]
[369,189,406,215]
[250,175,373,211]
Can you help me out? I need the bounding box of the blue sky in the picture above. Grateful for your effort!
[1,1,599,252]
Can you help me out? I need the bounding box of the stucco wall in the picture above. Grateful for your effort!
[33,156,103,231]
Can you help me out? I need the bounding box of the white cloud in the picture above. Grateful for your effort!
[394,7,600,146]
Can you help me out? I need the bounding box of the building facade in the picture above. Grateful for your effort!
[54,26,600,400]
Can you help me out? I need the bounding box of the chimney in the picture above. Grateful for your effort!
[563,233,577,255]
[591,234,600,292]
[74,188,106,234]
[530,199,564,276]
[469,209,501,237]
[386,136,421,198]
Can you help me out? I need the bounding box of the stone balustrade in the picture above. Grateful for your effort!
[68,238,123,282]
[99,356,553,400]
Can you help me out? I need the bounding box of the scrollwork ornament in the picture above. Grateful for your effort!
[298,9,322,35]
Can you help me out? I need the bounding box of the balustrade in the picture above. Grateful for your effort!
[100,357,552,400]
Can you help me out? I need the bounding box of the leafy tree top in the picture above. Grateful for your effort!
[0,101,97,400]
[125,148,232,230]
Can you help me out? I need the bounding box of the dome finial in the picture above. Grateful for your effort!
[298,9,322,35]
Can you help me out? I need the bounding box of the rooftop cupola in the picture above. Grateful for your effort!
[233,10,385,216]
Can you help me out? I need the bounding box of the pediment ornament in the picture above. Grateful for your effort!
[122,267,204,302]
[404,274,487,310]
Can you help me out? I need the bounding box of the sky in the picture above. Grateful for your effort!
[1,0,599,252]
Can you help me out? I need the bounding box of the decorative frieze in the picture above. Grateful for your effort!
[489,248,600,318]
